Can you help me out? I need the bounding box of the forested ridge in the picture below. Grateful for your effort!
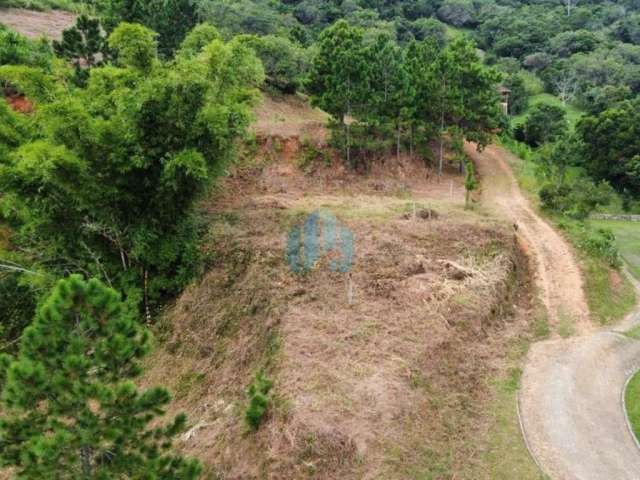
[1,0,640,476]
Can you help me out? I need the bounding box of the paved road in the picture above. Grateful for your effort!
[467,143,640,480]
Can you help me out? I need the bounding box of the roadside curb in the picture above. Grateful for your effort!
[622,369,640,453]
[516,387,550,478]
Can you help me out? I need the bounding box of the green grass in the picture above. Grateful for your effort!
[519,71,544,96]
[592,220,640,280]
[626,325,640,340]
[512,93,584,131]
[625,370,640,443]
[579,254,636,325]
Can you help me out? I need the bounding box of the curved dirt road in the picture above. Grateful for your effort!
[466,143,640,480]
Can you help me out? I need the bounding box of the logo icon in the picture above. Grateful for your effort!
[287,210,354,273]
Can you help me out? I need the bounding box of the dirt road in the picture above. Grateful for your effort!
[466,143,640,480]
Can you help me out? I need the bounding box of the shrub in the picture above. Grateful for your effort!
[245,371,273,431]
[558,221,620,267]
[108,22,158,73]
[236,34,308,93]
[539,177,613,220]
[0,28,52,68]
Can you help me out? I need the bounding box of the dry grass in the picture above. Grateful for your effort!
[0,8,76,39]
[143,154,536,479]
[140,95,538,479]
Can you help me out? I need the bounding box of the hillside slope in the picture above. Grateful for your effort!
[141,96,541,479]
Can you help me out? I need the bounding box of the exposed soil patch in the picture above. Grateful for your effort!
[4,92,33,113]
[0,8,76,39]
[251,94,329,141]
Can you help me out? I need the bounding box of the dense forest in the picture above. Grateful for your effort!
[2,0,640,476]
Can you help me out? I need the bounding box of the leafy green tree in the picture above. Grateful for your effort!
[0,25,264,315]
[503,73,528,115]
[612,14,640,45]
[534,138,577,184]
[103,0,199,57]
[365,33,414,160]
[582,84,631,115]
[176,23,221,59]
[307,20,368,165]
[410,17,447,45]
[577,98,640,196]
[549,29,600,58]
[521,103,567,147]
[237,34,308,93]
[53,15,110,85]
[108,22,158,73]
[0,275,201,479]
[197,0,284,37]
[430,38,502,174]
[437,0,478,28]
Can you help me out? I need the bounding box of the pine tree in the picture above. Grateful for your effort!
[307,20,368,166]
[366,34,414,162]
[0,275,202,479]
[53,15,109,85]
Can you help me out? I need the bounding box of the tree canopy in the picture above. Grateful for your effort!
[0,275,201,479]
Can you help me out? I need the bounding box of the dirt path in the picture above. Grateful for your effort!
[466,143,640,480]
[0,8,76,39]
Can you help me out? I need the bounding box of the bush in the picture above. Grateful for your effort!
[237,34,308,93]
[0,28,52,68]
[539,177,613,220]
[245,371,273,431]
[558,221,620,267]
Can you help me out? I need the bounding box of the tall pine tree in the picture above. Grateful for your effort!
[307,20,367,166]
[0,275,201,479]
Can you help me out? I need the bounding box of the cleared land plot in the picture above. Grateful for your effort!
[0,8,75,39]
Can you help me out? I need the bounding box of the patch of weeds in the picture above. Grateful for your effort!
[500,367,523,394]
[272,137,283,153]
[557,314,575,338]
[270,392,293,420]
[625,325,640,340]
[174,372,206,400]
[393,185,412,199]
[263,329,282,369]
[531,311,551,339]
[242,131,259,160]
[245,371,273,431]
[417,449,453,479]
[408,368,430,391]
[298,137,331,174]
